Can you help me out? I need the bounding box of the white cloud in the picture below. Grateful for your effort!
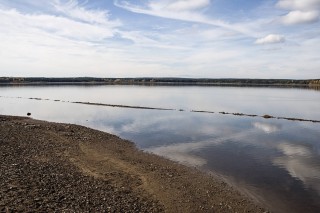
[255,34,285,44]
[277,0,320,10]
[281,10,319,25]
[277,0,320,25]
[150,0,210,12]
[0,5,120,42]
[114,0,210,23]
[0,4,141,77]
[53,0,115,25]
[0,0,319,78]
[114,0,258,37]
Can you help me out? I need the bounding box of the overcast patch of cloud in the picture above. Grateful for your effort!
[255,34,285,45]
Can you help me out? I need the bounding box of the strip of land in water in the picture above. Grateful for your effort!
[0,115,266,212]
[0,77,319,88]
[1,95,319,123]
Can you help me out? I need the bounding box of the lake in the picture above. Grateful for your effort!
[1,85,320,213]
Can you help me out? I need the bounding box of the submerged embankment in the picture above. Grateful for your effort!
[1,95,319,123]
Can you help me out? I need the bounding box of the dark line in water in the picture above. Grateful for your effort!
[191,110,215,114]
[1,96,319,123]
[189,110,319,123]
[72,101,175,111]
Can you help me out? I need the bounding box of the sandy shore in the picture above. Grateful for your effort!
[0,115,266,212]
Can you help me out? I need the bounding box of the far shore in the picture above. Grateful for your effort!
[0,115,267,212]
[0,77,319,88]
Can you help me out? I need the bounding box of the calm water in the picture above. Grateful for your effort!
[1,85,320,213]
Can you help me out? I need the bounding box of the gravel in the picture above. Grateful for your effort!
[0,115,266,212]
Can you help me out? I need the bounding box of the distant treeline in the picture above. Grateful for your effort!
[0,77,319,86]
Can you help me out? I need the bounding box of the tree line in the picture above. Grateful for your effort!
[0,77,319,85]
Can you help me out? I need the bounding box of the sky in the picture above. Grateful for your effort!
[0,0,319,79]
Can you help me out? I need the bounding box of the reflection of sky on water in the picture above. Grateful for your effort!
[253,122,281,133]
[274,143,320,195]
[1,86,320,212]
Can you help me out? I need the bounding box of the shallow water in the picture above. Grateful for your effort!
[1,85,320,212]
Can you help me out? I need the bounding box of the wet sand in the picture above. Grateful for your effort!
[0,115,266,212]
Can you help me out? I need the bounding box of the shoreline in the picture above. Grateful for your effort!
[0,81,319,89]
[0,115,266,212]
[0,77,319,91]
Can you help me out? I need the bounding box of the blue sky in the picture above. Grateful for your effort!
[0,0,319,78]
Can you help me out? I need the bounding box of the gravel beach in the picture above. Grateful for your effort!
[0,115,266,212]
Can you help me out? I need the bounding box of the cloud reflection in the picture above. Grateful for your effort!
[277,143,312,157]
[274,143,320,195]
[148,144,207,167]
[253,122,281,133]
[145,128,256,167]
